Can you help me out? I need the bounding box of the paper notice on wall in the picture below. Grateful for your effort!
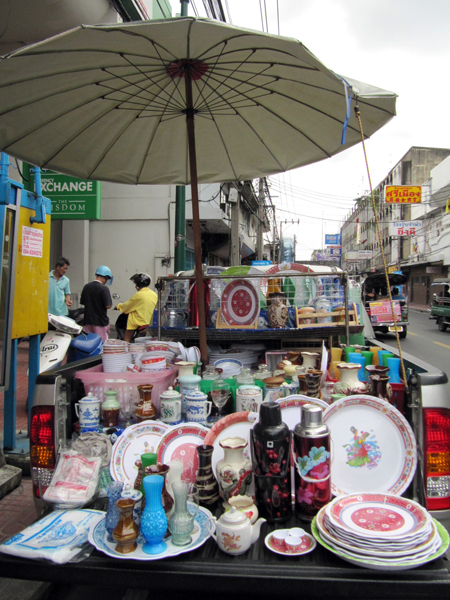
[22,226,43,258]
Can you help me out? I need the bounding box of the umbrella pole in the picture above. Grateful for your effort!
[185,68,209,367]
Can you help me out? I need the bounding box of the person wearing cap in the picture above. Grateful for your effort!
[80,266,113,342]
[114,273,157,342]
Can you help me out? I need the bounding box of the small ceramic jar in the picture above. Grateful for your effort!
[160,386,182,424]
[236,385,263,412]
[102,390,121,426]
[262,376,286,402]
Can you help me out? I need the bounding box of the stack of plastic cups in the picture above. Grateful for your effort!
[378,350,392,367]
[381,352,395,368]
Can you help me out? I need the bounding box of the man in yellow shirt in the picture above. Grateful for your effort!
[114,273,157,342]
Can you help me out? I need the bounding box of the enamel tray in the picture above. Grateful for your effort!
[221,279,259,326]
[203,411,258,477]
[323,395,417,496]
[156,423,208,483]
[110,421,169,486]
[88,506,212,561]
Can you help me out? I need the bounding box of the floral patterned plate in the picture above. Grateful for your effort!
[110,421,169,486]
[221,279,259,327]
[88,506,212,560]
[156,423,209,483]
[323,395,417,496]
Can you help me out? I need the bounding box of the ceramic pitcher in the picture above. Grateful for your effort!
[75,392,101,430]
[216,437,252,505]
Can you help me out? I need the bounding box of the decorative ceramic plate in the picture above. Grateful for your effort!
[204,412,259,477]
[88,506,212,561]
[110,421,169,486]
[221,279,259,326]
[277,396,329,431]
[264,530,316,556]
[323,395,417,496]
[156,424,208,483]
[326,493,430,539]
[311,517,449,571]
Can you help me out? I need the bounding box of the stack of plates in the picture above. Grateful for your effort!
[209,349,260,369]
[102,340,129,373]
[213,358,243,378]
[312,493,449,570]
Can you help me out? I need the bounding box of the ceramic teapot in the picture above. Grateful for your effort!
[207,506,266,555]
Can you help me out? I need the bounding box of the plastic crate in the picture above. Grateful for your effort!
[390,382,405,414]
[75,364,178,416]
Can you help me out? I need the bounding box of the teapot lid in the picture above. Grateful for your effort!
[81,392,97,401]
[160,386,181,399]
[220,505,249,525]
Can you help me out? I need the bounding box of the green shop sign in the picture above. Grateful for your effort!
[30,170,101,220]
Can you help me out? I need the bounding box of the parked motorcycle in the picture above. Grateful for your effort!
[40,311,103,372]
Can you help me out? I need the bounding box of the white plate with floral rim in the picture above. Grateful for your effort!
[88,506,212,561]
[276,395,329,431]
[156,423,209,484]
[311,516,449,571]
[110,421,169,486]
[323,395,417,496]
[203,411,259,478]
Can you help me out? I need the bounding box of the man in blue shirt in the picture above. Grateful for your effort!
[48,257,72,316]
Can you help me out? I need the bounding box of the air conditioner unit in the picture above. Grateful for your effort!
[228,189,238,203]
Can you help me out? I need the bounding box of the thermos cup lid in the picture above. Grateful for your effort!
[259,401,282,426]
[301,404,323,427]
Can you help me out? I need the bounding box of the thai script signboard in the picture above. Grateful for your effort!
[369,300,401,323]
[385,185,422,204]
[389,221,422,236]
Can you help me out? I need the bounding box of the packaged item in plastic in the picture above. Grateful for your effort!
[43,450,102,509]
[0,509,104,564]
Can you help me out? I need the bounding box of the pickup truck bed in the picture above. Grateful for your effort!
[0,514,449,600]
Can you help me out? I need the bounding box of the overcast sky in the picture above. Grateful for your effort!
[187,0,450,259]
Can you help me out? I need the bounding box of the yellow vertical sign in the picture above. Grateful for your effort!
[12,207,51,338]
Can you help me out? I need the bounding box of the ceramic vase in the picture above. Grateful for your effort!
[334,363,367,396]
[168,481,195,546]
[301,352,319,370]
[135,384,156,421]
[305,370,322,398]
[369,374,393,404]
[113,498,139,554]
[140,475,167,555]
[267,293,289,328]
[216,437,253,505]
[348,353,366,382]
[105,481,124,542]
[387,357,402,384]
[195,445,220,510]
[144,464,174,518]
[365,365,389,394]
[166,460,183,498]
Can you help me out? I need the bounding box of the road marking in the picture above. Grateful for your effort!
[406,331,418,336]
[434,341,450,350]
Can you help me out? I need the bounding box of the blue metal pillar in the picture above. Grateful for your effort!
[3,339,17,450]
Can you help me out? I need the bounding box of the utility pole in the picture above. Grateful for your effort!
[174,0,189,273]
[257,178,264,260]
[230,188,241,265]
[272,207,276,263]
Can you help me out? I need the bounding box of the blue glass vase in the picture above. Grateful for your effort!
[140,475,167,555]
[105,481,124,542]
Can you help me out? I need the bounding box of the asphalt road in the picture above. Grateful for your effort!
[374,308,450,374]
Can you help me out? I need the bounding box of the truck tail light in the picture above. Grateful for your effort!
[423,408,450,510]
[30,406,56,498]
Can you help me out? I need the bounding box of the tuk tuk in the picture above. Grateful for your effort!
[429,277,450,331]
[362,272,409,338]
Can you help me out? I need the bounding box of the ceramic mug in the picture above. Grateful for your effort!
[285,535,302,553]
[75,394,101,430]
[185,391,212,423]
[271,530,288,551]
[160,397,182,424]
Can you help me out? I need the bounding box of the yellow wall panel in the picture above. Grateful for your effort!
[12,207,51,338]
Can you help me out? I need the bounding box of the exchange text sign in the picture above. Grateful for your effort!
[389,221,423,237]
[30,170,101,220]
[385,185,422,204]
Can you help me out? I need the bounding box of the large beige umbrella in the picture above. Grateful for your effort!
[0,17,396,362]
